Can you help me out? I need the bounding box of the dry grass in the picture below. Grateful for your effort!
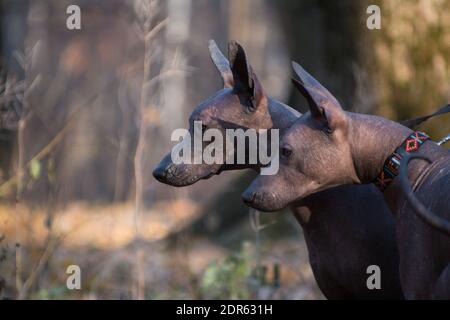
[0,199,199,250]
[0,200,323,300]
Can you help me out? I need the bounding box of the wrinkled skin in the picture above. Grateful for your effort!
[243,62,450,299]
[154,41,404,299]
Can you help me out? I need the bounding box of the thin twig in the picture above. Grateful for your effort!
[0,81,112,196]
[17,234,62,300]
[133,1,168,301]
[145,18,169,43]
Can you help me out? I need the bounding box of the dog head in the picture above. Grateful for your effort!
[153,40,275,186]
[242,62,360,211]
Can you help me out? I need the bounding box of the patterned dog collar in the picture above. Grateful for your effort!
[375,131,430,192]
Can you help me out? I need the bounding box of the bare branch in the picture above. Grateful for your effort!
[144,18,169,43]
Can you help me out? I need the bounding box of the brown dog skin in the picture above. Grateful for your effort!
[387,145,450,299]
[242,62,449,299]
[154,41,404,299]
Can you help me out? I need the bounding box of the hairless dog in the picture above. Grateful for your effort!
[242,61,450,299]
[153,41,445,299]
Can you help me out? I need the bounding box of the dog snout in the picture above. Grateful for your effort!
[242,190,267,208]
[242,189,281,212]
[153,163,169,183]
[242,189,257,206]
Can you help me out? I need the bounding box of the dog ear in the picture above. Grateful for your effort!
[228,40,266,112]
[208,40,234,88]
[292,61,345,133]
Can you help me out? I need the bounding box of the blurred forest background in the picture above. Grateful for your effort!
[0,0,449,300]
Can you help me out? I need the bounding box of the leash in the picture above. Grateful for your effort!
[400,103,450,128]
[374,131,430,192]
[399,154,450,237]
[375,131,450,235]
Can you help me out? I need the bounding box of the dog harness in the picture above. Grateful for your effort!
[375,131,430,192]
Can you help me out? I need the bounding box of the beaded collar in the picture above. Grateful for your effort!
[374,131,430,192]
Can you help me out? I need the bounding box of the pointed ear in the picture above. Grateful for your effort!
[208,40,234,88]
[228,41,266,111]
[292,61,345,132]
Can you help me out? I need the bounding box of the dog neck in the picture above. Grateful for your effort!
[347,112,450,214]
[348,112,413,184]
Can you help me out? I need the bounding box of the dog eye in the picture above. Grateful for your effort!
[247,99,256,112]
[281,146,292,158]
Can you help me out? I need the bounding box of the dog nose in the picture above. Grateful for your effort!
[152,164,168,183]
[242,189,256,205]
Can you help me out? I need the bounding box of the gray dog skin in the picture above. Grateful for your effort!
[242,61,450,299]
[154,40,403,299]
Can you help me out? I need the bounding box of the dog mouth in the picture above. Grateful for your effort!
[159,164,221,187]
[200,170,217,180]
[242,190,284,212]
